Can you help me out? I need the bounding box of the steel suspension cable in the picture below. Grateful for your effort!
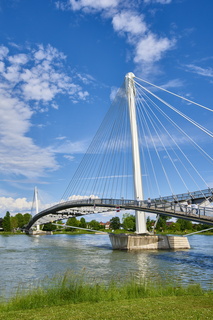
[137,87,191,193]
[137,87,210,198]
[136,90,164,198]
[135,80,213,163]
[135,83,211,191]
[137,91,175,196]
[139,95,178,196]
[135,76,213,113]
[135,80,213,138]
[61,85,125,201]
[136,93,157,197]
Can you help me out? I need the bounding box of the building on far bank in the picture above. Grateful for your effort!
[100,221,110,229]
[0,218,3,231]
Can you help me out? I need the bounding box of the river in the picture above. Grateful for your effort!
[0,233,213,301]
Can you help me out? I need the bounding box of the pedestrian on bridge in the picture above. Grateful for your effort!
[147,198,151,208]
[187,201,192,213]
[191,203,198,214]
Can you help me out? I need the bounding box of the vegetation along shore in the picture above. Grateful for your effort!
[0,273,213,320]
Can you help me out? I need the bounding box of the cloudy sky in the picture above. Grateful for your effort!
[0,0,212,219]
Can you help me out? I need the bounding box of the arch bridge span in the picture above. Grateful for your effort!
[25,196,213,231]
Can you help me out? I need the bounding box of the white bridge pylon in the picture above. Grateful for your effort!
[125,72,147,234]
[31,186,40,231]
[26,72,213,233]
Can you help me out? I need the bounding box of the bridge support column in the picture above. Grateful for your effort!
[125,72,147,234]
[109,234,190,250]
[34,186,40,231]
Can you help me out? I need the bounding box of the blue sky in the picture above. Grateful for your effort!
[0,0,212,220]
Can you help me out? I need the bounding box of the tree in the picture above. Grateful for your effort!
[167,222,180,232]
[88,220,100,230]
[3,211,11,231]
[10,216,18,230]
[156,215,171,232]
[23,213,32,226]
[15,213,24,228]
[176,219,193,232]
[79,217,87,229]
[146,216,155,232]
[122,214,135,231]
[42,222,55,231]
[54,221,64,230]
[109,217,121,230]
[66,217,80,231]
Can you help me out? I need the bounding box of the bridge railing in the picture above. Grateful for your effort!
[30,197,213,226]
[80,199,213,217]
[26,195,213,231]
[154,188,213,203]
[96,198,213,218]
[72,198,213,218]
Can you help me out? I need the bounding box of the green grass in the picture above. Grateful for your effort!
[1,296,213,320]
[0,272,213,320]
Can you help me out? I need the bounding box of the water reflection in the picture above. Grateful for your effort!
[0,233,213,300]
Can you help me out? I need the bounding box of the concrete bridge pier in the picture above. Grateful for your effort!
[109,233,190,250]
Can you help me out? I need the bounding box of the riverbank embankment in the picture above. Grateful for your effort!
[0,275,213,320]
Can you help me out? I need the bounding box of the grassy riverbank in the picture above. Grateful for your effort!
[1,296,213,320]
[0,273,213,319]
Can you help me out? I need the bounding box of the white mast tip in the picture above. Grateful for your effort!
[125,72,135,79]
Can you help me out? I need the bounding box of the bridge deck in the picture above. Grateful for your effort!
[25,197,213,230]
[155,188,213,203]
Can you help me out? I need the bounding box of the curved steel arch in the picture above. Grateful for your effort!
[25,198,213,231]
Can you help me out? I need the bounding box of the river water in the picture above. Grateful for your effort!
[0,233,213,301]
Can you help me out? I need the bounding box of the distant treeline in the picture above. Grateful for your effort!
[0,211,32,231]
[37,214,212,234]
[0,211,211,234]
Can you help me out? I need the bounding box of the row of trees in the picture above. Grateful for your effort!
[1,211,32,232]
[42,217,102,232]
[0,211,210,233]
[110,214,210,233]
[51,214,209,233]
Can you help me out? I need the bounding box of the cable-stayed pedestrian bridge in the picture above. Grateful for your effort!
[26,73,213,234]
[25,188,213,231]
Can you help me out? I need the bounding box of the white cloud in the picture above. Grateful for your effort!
[143,133,191,152]
[0,45,9,60]
[34,44,66,62]
[51,102,59,109]
[56,136,67,140]
[3,65,21,82]
[64,155,75,161]
[0,61,4,72]
[0,91,59,177]
[0,43,91,179]
[56,1,175,76]
[53,139,89,154]
[185,64,213,78]
[0,196,58,216]
[1,44,89,103]
[110,86,119,101]
[0,197,32,215]
[77,72,96,84]
[134,33,175,64]
[112,11,147,35]
[8,53,29,65]
[160,78,184,89]
[144,0,172,4]
[111,8,175,70]
[66,0,120,11]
